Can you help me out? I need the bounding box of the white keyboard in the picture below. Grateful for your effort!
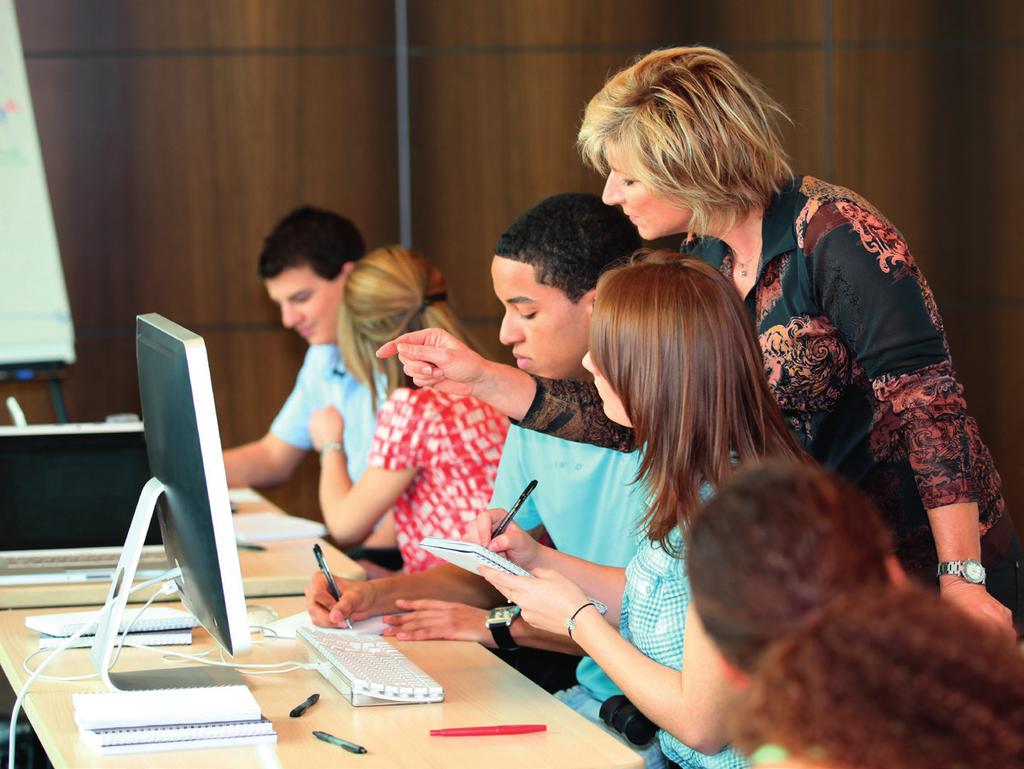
[297,627,444,707]
[0,546,167,572]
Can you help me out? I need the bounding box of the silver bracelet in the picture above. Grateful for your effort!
[566,601,597,639]
[319,441,344,464]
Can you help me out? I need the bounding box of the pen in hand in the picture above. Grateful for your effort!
[313,543,353,629]
[492,479,537,537]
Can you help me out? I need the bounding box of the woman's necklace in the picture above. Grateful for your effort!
[733,249,758,278]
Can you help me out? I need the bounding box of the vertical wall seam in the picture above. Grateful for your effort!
[822,0,834,180]
[395,0,413,246]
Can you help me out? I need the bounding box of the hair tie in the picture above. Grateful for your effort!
[419,292,447,313]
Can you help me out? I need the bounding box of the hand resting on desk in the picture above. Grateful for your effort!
[384,599,492,644]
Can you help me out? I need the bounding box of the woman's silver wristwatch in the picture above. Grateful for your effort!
[936,559,986,585]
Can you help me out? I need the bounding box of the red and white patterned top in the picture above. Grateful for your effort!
[368,388,509,573]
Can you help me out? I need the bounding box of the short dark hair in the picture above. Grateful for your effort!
[494,193,641,301]
[258,206,365,280]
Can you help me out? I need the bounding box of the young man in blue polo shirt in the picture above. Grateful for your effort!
[223,207,380,490]
[306,194,667,767]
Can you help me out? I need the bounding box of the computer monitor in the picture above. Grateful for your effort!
[0,422,160,553]
[91,313,250,691]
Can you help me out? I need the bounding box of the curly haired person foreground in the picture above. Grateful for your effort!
[733,585,1024,769]
[686,463,1024,769]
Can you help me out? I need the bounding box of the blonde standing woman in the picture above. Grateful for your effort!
[308,246,508,573]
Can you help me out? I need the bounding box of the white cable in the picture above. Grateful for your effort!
[132,643,318,672]
[7,568,179,769]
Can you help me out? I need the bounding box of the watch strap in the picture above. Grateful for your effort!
[488,619,518,651]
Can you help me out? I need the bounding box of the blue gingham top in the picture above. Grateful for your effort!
[620,526,749,769]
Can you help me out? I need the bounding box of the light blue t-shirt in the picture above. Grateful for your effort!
[269,344,383,482]
[488,424,646,702]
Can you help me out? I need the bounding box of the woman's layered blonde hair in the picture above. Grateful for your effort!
[338,245,475,410]
[578,46,794,236]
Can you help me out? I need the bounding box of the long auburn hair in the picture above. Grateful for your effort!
[734,584,1024,769]
[687,461,893,672]
[589,250,803,547]
[338,245,478,411]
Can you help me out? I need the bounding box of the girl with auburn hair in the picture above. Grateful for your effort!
[380,45,1020,635]
[308,246,508,573]
[733,585,1024,769]
[469,251,804,769]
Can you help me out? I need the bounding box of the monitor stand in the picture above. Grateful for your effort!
[90,477,243,691]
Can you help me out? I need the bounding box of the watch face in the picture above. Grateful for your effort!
[964,560,985,583]
[488,605,520,625]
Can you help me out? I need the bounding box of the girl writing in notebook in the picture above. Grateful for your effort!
[470,252,804,768]
[309,246,507,573]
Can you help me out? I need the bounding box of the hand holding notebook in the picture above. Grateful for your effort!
[418,538,534,578]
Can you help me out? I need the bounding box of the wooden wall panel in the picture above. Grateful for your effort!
[408,51,612,323]
[833,0,1024,41]
[727,50,826,177]
[832,47,956,289]
[407,0,821,47]
[28,53,398,330]
[17,0,393,51]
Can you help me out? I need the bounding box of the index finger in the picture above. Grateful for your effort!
[377,329,435,359]
[479,566,520,592]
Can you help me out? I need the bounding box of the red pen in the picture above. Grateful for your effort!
[430,724,547,737]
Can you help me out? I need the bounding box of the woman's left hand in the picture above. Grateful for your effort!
[308,406,345,451]
[480,567,590,637]
[940,579,1016,642]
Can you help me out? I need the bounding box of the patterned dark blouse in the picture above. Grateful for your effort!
[519,176,1011,578]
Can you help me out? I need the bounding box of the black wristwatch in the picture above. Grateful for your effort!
[486,605,521,651]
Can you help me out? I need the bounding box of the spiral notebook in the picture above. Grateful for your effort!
[26,607,197,637]
[81,717,276,754]
[418,537,533,578]
[74,684,274,754]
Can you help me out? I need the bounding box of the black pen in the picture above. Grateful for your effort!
[492,479,538,537]
[289,692,320,718]
[237,542,266,552]
[313,729,367,754]
[313,543,353,629]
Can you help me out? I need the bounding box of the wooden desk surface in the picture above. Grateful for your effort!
[0,597,643,769]
[0,491,364,610]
